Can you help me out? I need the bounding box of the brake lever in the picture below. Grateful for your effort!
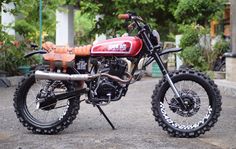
[127,22,138,35]
[124,20,130,33]
[128,22,136,30]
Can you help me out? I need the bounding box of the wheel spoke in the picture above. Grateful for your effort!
[162,80,211,127]
[13,74,81,134]
[186,81,196,94]
[27,101,36,108]
[44,111,49,122]
[53,105,68,109]
[25,80,71,124]
[151,70,222,137]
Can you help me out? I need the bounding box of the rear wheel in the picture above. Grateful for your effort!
[13,74,80,134]
[151,69,222,137]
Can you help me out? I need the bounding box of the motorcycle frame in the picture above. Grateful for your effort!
[25,14,186,110]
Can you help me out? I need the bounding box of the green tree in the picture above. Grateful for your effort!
[13,0,59,43]
[79,0,179,40]
[74,11,95,45]
[174,0,225,25]
[79,0,225,41]
[0,0,226,43]
[179,24,209,71]
[1,0,79,44]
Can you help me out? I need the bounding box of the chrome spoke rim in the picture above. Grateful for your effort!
[25,80,69,124]
[161,80,212,130]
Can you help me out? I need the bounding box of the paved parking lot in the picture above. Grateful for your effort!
[0,77,235,149]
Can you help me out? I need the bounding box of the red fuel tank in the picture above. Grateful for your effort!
[91,36,143,57]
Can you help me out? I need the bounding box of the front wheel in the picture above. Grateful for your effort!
[151,69,222,137]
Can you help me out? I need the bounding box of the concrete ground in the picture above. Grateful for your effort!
[0,77,235,149]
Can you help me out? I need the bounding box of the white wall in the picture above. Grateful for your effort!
[1,3,15,36]
[56,5,74,46]
[175,35,183,69]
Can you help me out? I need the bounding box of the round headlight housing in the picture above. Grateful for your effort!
[151,30,160,45]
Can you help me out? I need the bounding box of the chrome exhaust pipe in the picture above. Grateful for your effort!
[35,70,132,83]
[35,70,98,81]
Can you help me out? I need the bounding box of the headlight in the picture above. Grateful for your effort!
[152,30,161,44]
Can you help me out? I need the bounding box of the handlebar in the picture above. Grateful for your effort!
[118,14,130,20]
[118,13,145,34]
[118,13,144,22]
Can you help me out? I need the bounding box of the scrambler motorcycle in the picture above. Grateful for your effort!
[13,13,222,137]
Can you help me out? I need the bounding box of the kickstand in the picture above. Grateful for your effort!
[96,105,115,130]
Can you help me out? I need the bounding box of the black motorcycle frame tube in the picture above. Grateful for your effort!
[121,53,143,96]
[133,19,186,110]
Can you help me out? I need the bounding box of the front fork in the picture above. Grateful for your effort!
[136,25,186,109]
[152,52,186,110]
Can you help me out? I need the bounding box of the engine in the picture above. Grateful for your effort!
[89,58,128,104]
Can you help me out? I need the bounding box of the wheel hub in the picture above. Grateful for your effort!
[169,89,200,117]
[36,89,57,111]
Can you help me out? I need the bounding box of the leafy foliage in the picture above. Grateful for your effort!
[74,11,95,45]
[213,39,230,56]
[174,0,225,25]
[0,0,227,75]
[0,25,14,44]
[79,0,179,40]
[179,25,199,49]
[78,0,225,41]
[1,0,225,42]
[0,40,39,76]
[180,46,208,71]
[12,1,59,43]
[14,20,36,39]
[179,24,210,71]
